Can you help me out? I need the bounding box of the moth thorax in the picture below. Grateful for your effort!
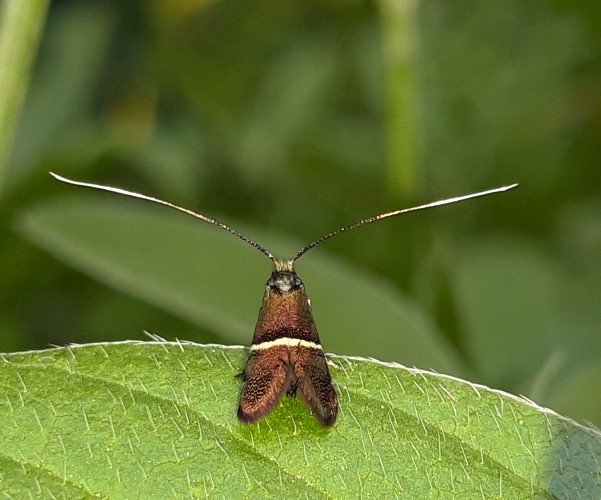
[267,271,303,293]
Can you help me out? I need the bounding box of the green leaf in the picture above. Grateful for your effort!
[453,237,601,405]
[452,239,562,387]
[547,360,601,425]
[18,196,464,375]
[0,0,49,187]
[5,3,116,187]
[1,342,599,497]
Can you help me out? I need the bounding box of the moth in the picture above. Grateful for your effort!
[51,173,517,427]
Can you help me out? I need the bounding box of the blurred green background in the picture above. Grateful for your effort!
[1,1,600,426]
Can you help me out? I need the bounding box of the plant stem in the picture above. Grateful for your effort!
[379,0,419,198]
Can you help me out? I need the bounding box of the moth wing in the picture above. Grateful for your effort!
[294,348,338,427]
[237,348,293,424]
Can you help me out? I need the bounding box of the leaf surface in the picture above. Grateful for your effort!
[1,342,599,497]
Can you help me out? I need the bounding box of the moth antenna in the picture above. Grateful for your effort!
[292,183,518,262]
[50,172,276,261]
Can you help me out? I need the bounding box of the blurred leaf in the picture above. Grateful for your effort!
[557,199,601,275]
[18,195,464,374]
[1,343,599,497]
[547,361,601,425]
[452,239,561,387]
[420,1,585,193]
[549,270,601,364]
[452,236,601,419]
[235,38,338,181]
[6,3,116,187]
[0,0,49,189]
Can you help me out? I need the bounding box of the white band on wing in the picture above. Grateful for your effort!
[250,337,322,352]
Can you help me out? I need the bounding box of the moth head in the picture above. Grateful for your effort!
[267,258,301,292]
